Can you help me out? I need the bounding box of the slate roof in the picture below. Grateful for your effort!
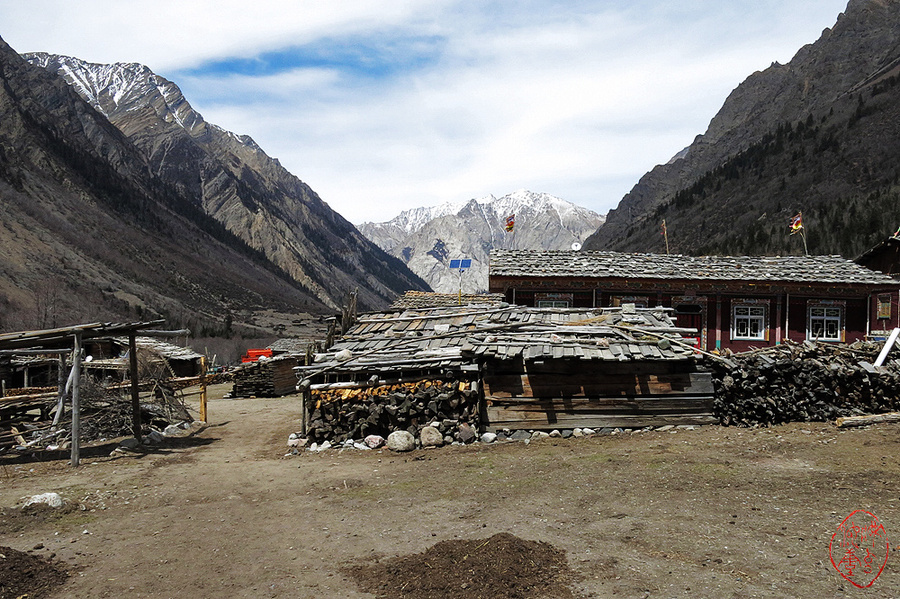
[79,337,202,371]
[131,337,203,361]
[295,305,698,379]
[390,291,507,310]
[855,235,900,274]
[490,250,899,286]
[268,338,311,355]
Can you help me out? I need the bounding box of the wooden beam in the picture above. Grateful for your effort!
[70,331,82,467]
[139,329,192,337]
[52,353,65,427]
[199,355,208,423]
[486,413,717,430]
[129,334,141,442]
[0,349,72,355]
[874,328,900,367]
[836,412,900,428]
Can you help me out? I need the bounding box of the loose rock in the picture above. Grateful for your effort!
[387,431,416,452]
[364,434,385,449]
[23,493,63,509]
[420,426,444,447]
[456,422,476,444]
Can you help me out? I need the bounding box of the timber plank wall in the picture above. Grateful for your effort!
[483,358,715,430]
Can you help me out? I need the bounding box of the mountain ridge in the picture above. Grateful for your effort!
[584,0,900,258]
[0,35,327,332]
[25,52,429,311]
[361,190,604,293]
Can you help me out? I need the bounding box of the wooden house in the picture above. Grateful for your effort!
[856,234,900,279]
[296,303,715,433]
[489,250,900,353]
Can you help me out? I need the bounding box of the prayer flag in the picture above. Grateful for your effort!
[790,212,803,235]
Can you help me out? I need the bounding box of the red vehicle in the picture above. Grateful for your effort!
[240,348,273,363]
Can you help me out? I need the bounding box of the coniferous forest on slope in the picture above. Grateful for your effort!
[598,75,900,259]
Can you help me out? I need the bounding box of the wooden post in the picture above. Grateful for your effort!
[70,331,82,467]
[301,389,308,436]
[52,353,66,427]
[775,295,783,345]
[785,292,791,341]
[715,294,722,350]
[129,333,142,442]
[298,379,310,435]
[199,355,208,423]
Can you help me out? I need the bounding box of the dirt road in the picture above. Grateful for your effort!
[2,385,900,598]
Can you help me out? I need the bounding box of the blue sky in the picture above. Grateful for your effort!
[1,1,850,224]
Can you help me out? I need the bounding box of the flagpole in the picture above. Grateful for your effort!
[662,220,669,255]
[790,212,808,256]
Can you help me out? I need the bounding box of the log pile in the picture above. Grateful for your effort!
[709,339,900,426]
[306,379,479,444]
[232,356,298,398]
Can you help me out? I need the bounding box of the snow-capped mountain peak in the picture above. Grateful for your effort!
[25,52,209,138]
[359,191,605,293]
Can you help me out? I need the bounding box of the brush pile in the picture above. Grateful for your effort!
[1,376,192,453]
[306,379,479,444]
[710,339,900,426]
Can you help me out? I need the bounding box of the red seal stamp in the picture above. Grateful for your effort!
[829,510,889,588]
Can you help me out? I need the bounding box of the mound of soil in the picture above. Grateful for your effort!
[0,545,68,599]
[345,532,583,599]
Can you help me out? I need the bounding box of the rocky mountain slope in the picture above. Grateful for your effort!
[584,0,900,258]
[0,35,332,333]
[25,52,428,311]
[360,190,604,293]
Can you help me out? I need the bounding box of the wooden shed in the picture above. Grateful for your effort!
[297,303,714,434]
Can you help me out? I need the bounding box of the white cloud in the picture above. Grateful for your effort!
[0,0,850,222]
[2,0,450,69]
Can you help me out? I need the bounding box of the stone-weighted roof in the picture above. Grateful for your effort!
[390,291,507,310]
[295,305,698,379]
[490,250,898,286]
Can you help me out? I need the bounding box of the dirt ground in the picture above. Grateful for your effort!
[2,383,900,598]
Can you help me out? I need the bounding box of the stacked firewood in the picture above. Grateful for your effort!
[709,340,900,426]
[306,379,479,444]
[232,356,298,398]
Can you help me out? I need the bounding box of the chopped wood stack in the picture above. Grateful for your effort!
[306,379,478,444]
[232,356,299,398]
[710,339,900,426]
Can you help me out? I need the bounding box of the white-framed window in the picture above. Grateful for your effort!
[808,306,843,341]
[537,300,570,308]
[535,292,572,308]
[611,295,648,308]
[732,305,766,340]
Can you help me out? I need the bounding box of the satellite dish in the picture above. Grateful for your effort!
[571,242,582,251]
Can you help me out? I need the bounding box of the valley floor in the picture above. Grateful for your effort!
[1,384,897,598]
